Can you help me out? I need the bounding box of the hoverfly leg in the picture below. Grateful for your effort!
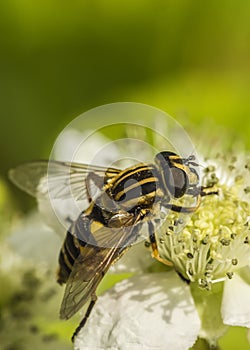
[163,202,199,213]
[187,185,219,198]
[148,221,173,267]
[163,185,218,213]
[71,294,97,343]
[200,186,219,197]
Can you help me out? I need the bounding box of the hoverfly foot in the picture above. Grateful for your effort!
[71,297,97,343]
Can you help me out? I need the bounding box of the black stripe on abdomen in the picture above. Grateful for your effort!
[57,207,107,285]
[57,230,80,285]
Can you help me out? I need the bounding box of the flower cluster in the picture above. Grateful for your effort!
[158,153,250,290]
[75,151,250,350]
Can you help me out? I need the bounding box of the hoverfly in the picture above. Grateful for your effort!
[9,151,217,341]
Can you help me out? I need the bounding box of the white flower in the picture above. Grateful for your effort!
[75,151,250,349]
[74,272,200,350]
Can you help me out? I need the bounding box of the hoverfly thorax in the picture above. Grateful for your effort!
[154,151,199,199]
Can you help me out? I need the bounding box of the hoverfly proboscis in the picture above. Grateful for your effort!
[9,151,218,342]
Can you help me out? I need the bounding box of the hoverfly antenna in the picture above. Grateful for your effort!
[185,145,203,167]
[188,155,196,161]
[183,154,198,167]
[188,161,200,167]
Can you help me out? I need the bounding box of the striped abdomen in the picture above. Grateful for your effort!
[57,205,106,285]
[57,230,80,285]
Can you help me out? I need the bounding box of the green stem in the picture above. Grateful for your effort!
[190,282,228,346]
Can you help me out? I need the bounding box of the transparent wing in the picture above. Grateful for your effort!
[60,245,112,319]
[9,160,120,200]
[60,215,143,320]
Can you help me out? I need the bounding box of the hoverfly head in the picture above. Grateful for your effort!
[155,151,199,198]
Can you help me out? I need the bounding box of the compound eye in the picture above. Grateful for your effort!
[165,166,188,198]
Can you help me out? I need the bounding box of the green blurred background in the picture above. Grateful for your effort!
[1,0,250,176]
[1,1,250,349]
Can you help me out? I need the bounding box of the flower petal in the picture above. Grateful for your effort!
[222,273,250,327]
[74,271,200,350]
[9,211,61,266]
[237,265,250,285]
